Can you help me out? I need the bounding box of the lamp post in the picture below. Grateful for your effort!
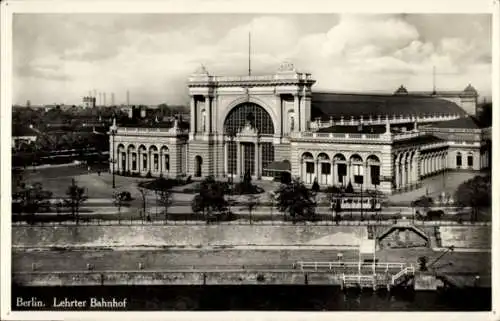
[109,117,118,189]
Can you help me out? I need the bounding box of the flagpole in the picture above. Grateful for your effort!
[248,32,251,76]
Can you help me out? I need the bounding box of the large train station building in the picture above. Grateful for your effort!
[109,61,491,194]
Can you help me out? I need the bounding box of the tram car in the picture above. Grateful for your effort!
[330,194,382,212]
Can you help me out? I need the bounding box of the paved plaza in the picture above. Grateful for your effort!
[23,165,484,205]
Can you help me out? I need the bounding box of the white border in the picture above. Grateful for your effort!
[1,0,498,320]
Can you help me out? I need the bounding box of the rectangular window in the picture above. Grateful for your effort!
[321,163,331,175]
[306,162,315,174]
[165,155,170,171]
[456,155,462,167]
[467,155,473,167]
[143,154,147,171]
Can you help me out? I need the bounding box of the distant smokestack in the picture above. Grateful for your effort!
[111,93,115,106]
[127,90,130,106]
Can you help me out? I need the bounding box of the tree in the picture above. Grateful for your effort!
[113,191,128,223]
[137,183,148,220]
[246,194,259,224]
[275,178,316,223]
[311,177,320,194]
[13,182,52,221]
[191,176,228,223]
[157,190,172,223]
[454,174,491,222]
[411,195,433,220]
[345,180,354,193]
[63,179,88,224]
[418,256,428,272]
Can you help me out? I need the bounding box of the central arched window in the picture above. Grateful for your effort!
[224,103,275,177]
[223,102,274,135]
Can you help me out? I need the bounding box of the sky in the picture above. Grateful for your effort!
[12,13,492,106]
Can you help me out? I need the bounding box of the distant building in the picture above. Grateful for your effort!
[83,96,96,109]
[109,62,491,195]
[12,124,38,149]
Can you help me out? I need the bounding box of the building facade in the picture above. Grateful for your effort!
[109,62,491,194]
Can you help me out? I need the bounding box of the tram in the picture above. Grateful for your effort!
[330,194,382,212]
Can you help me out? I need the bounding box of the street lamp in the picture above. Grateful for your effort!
[109,117,118,189]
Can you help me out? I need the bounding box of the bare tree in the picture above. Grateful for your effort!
[246,194,259,224]
[63,179,88,224]
[157,190,173,223]
[137,182,148,220]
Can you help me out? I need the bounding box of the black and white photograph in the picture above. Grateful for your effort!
[1,0,498,319]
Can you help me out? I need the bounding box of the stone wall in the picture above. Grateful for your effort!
[12,225,367,248]
[439,226,491,249]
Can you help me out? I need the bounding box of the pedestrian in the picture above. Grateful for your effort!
[97,170,101,176]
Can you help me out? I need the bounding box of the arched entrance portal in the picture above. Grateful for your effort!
[224,102,275,179]
[195,156,202,177]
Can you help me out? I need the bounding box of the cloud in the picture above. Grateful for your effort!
[12,14,492,105]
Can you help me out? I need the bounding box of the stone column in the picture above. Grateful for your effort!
[190,96,196,133]
[401,163,406,188]
[365,163,371,188]
[276,94,283,136]
[205,95,211,133]
[347,161,352,186]
[332,160,336,186]
[254,142,259,177]
[294,93,300,123]
[236,142,241,177]
[258,143,263,179]
[300,159,303,182]
[224,142,228,176]
[395,162,400,189]
[315,159,319,183]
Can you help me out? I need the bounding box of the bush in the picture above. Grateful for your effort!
[427,210,444,220]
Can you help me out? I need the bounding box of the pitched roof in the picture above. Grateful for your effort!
[12,126,38,137]
[310,92,467,121]
[426,116,485,129]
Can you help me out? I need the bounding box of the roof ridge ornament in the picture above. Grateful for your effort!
[277,60,296,73]
[193,64,209,75]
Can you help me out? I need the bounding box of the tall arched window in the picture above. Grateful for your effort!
[224,103,274,135]
[224,103,275,177]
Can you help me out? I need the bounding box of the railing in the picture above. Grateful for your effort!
[295,261,408,272]
[290,132,385,141]
[118,127,188,136]
[308,114,462,130]
[391,265,415,285]
[190,73,314,83]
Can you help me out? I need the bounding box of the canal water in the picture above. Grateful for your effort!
[12,285,491,311]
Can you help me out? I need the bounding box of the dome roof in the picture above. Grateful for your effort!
[462,84,478,96]
[394,85,408,96]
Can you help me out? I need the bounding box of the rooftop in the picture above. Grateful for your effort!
[425,116,487,129]
[311,92,467,121]
[12,125,38,137]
